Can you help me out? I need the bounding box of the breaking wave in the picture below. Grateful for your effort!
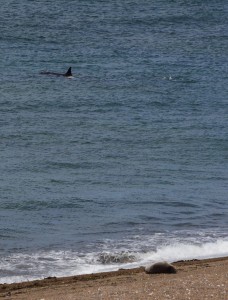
[0,235,227,284]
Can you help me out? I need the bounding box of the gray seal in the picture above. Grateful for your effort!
[145,262,177,274]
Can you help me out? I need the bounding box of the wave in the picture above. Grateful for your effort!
[0,236,227,284]
[138,239,228,264]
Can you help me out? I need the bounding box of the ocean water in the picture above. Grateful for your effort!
[0,0,228,283]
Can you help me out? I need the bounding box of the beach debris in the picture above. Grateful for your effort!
[144,261,177,274]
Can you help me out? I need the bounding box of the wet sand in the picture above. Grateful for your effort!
[0,257,227,299]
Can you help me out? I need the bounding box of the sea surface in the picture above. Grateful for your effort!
[0,0,228,283]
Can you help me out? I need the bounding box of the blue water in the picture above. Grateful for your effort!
[0,1,228,283]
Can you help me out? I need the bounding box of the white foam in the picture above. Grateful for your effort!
[138,239,228,265]
[0,238,227,284]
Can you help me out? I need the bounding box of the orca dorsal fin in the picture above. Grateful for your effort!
[65,67,72,77]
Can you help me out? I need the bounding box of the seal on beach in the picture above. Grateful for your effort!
[144,262,177,274]
[40,67,73,77]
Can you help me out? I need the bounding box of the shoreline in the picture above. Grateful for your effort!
[0,256,227,299]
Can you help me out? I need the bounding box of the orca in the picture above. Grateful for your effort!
[40,67,73,77]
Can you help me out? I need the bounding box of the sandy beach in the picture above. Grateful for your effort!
[0,257,227,299]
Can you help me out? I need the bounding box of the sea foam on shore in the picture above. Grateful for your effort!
[1,238,227,284]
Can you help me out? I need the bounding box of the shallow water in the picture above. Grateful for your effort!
[0,0,228,283]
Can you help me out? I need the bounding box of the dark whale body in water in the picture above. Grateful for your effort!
[40,67,72,77]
